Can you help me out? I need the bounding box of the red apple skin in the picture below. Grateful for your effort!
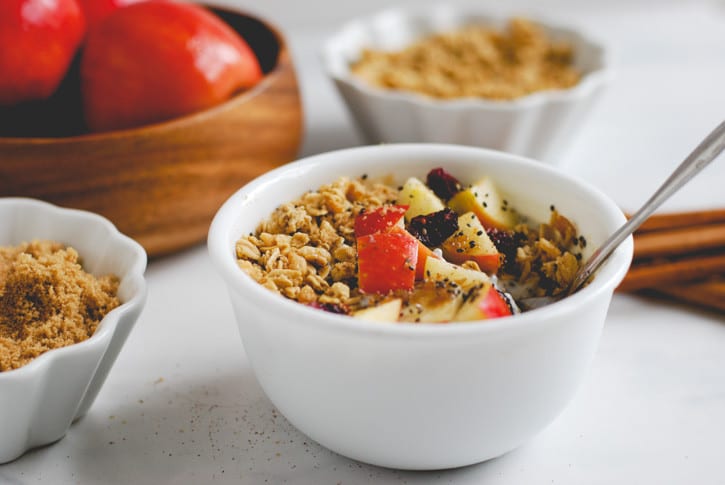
[478,288,513,318]
[77,0,146,28]
[415,241,440,280]
[455,285,512,321]
[80,1,264,132]
[357,230,419,294]
[0,0,85,105]
[354,205,408,238]
[443,246,501,274]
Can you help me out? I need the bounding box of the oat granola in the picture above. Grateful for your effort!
[350,18,581,101]
[235,169,584,322]
[236,176,398,309]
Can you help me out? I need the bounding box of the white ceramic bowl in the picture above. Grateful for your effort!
[208,144,632,470]
[321,6,613,163]
[0,198,147,463]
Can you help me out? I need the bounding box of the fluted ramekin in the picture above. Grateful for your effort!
[321,6,613,163]
[0,198,147,463]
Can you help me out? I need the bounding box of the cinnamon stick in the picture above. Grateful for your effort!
[618,208,725,312]
[618,252,725,292]
[647,278,725,313]
[633,223,725,259]
[630,208,725,233]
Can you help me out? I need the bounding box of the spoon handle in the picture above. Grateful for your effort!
[569,120,725,294]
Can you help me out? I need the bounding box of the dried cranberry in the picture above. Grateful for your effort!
[426,168,463,200]
[309,301,349,315]
[407,208,459,247]
[487,228,526,271]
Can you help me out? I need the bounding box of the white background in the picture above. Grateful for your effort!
[1,0,724,484]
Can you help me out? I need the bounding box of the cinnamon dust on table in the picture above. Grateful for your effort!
[0,241,120,372]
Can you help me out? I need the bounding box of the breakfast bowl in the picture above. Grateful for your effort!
[208,143,632,469]
[321,5,612,163]
[0,5,303,258]
[0,198,147,463]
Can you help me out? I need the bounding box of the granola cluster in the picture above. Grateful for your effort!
[504,209,584,298]
[235,176,397,310]
[351,18,581,101]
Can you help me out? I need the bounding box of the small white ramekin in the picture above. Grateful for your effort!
[208,144,632,470]
[321,5,613,163]
[0,198,147,463]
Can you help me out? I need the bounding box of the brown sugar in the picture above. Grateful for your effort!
[351,18,581,101]
[0,240,120,372]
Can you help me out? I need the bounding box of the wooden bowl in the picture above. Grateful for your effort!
[0,7,303,258]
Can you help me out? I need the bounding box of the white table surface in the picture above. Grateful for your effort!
[2,2,724,484]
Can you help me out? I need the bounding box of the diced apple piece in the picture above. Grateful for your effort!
[441,212,502,273]
[415,241,440,280]
[354,205,408,237]
[357,230,418,293]
[353,299,402,322]
[399,177,445,221]
[448,176,517,230]
[424,257,490,292]
[399,281,464,323]
[456,285,513,321]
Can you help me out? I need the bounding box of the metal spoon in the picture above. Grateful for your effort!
[519,120,725,311]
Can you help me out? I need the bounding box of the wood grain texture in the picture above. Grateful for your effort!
[0,8,303,258]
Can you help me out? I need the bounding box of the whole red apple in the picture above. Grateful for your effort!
[77,0,146,29]
[0,0,85,106]
[80,1,264,132]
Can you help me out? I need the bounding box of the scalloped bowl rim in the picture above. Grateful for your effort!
[321,5,614,112]
[0,197,147,381]
[208,143,633,340]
